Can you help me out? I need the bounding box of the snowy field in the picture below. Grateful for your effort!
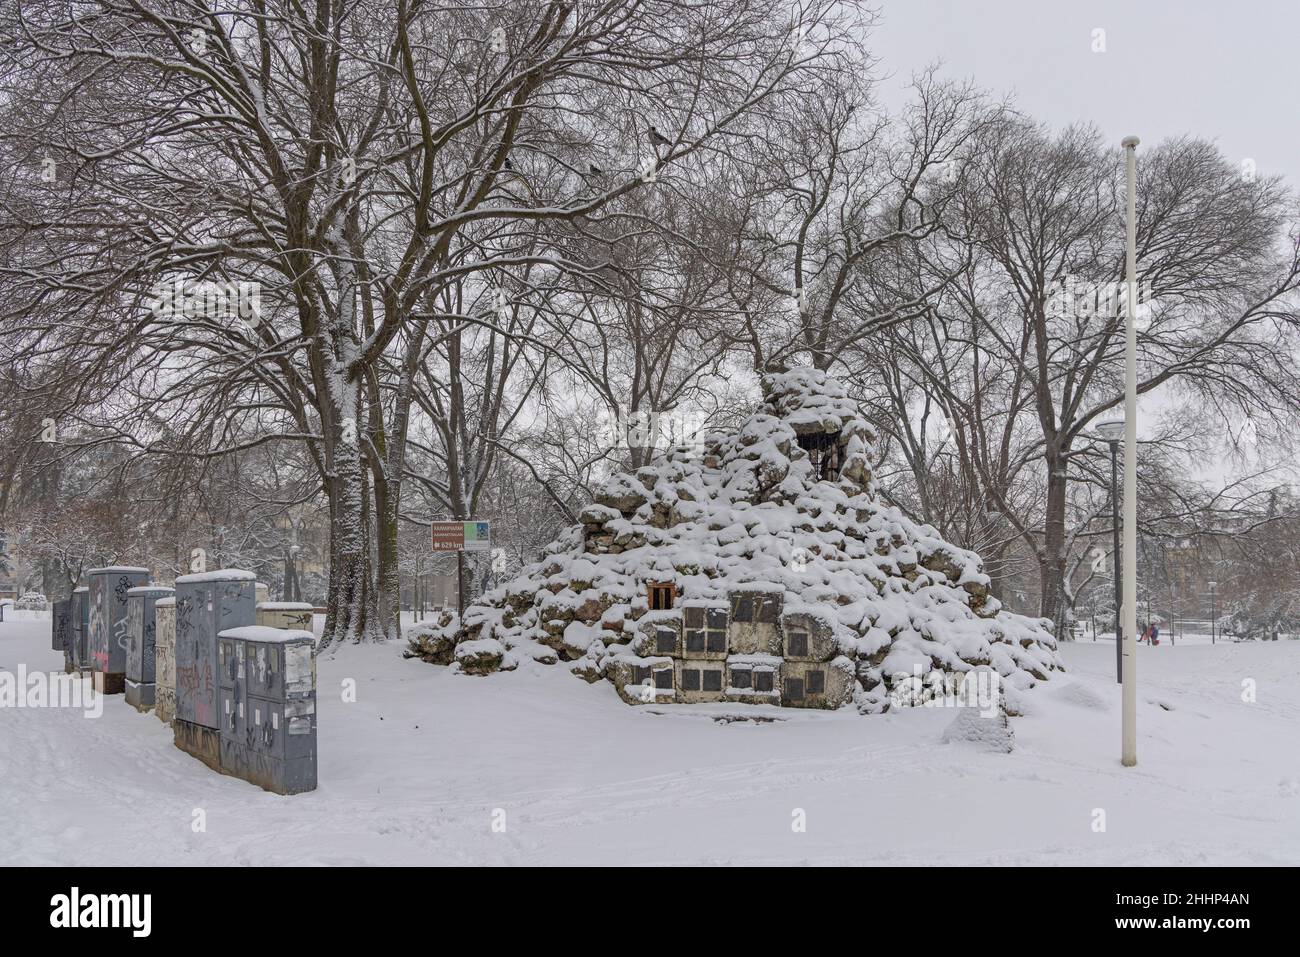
[2,616,1297,866]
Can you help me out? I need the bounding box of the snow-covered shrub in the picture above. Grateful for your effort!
[1225,598,1299,641]
[15,591,48,611]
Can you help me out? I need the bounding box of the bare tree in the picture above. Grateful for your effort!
[864,119,1300,633]
[1,0,841,644]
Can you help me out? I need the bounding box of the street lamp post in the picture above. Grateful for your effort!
[1119,134,1141,767]
[285,542,301,603]
[414,554,422,623]
[1208,580,1218,644]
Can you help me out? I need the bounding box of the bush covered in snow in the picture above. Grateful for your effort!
[408,367,1060,711]
[15,591,48,611]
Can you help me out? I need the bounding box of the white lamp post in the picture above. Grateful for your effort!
[1120,135,1141,768]
[1207,580,1218,644]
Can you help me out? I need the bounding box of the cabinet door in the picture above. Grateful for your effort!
[248,695,286,759]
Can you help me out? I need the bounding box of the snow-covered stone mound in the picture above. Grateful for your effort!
[408,367,1060,712]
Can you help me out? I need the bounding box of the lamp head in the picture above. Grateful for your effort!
[1093,418,1126,442]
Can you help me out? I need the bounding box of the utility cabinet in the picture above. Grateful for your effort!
[216,626,317,795]
[86,567,150,694]
[52,598,71,656]
[71,586,89,673]
[172,570,257,769]
[125,585,174,712]
[154,596,177,725]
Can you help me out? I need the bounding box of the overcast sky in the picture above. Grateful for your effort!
[869,0,1299,482]
[872,0,1300,187]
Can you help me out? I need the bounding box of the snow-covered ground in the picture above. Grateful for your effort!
[2,616,1297,865]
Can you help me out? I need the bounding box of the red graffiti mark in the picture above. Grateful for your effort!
[177,664,200,694]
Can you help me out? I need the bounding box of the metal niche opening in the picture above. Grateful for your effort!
[796,431,842,481]
[647,581,676,611]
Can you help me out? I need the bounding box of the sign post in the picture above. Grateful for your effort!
[430,521,491,617]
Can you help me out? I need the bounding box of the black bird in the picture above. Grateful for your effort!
[588,162,604,176]
[503,157,514,171]
[648,125,672,148]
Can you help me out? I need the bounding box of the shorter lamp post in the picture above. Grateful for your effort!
[284,540,301,600]
[1093,417,1126,682]
[1207,580,1218,644]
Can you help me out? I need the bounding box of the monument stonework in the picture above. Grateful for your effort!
[409,368,1060,712]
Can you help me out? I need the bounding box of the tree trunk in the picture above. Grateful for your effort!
[368,314,426,643]
[320,422,379,648]
[1038,455,1070,638]
[373,471,401,639]
[40,558,60,599]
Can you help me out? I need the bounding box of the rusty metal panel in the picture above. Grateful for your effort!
[173,717,222,772]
